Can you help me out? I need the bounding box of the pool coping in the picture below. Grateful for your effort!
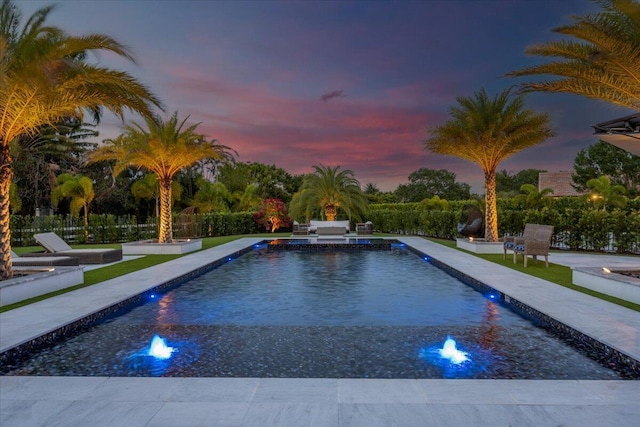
[1,237,639,426]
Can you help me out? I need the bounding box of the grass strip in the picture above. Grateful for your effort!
[427,238,640,312]
[1,233,286,313]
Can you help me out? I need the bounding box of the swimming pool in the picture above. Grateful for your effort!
[2,242,633,379]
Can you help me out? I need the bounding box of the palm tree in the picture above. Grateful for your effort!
[586,175,628,209]
[516,184,555,209]
[424,88,555,241]
[506,0,640,110]
[190,178,233,213]
[231,184,262,212]
[88,112,234,243]
[51,173,94,240]
[0,0,161,278]
[289,165,368,222]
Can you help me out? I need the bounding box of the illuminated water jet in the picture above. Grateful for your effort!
[147,334,175,360]
[439,336,469,364]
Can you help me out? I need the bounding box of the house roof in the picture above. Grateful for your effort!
[593,113,640,156]
[538,171,586,197]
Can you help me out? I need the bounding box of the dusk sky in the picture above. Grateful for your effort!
[22,0,637,192]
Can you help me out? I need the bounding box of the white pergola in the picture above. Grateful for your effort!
[593,113,640,156]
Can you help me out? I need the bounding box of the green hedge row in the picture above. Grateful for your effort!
[366,203,640,254]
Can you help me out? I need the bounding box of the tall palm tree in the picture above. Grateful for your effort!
[51,173,94,240]
[0,0,161,278]
[506,0,640,110]
[424,88,555,241]
[88,112,234,243]
[289,165,368,222]
[586,175,628,209]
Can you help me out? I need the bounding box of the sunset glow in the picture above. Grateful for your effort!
[21,0,635,192]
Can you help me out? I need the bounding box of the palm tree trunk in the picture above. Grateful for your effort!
[158,178,173,243]
[325,204,337,221]
[484,169,499,242]
[1,145,14,279]
[83,202,89,242]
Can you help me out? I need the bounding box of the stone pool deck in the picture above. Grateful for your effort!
[1,237,639,426]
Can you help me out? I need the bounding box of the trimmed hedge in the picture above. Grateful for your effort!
[366,199,640,254]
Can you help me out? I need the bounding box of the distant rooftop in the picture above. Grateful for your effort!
[538,171,586,197]
[593,113,640,156]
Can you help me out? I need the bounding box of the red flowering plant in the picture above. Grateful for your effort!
[253,198,291,233]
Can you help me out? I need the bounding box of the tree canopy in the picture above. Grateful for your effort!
[507,0,640,110]
[394,168,471,202]
[88,112,233,243]
[0,0,161,278]
[573,140,640,197]
[289,165,367,222]
[495,168,547,196]
[424,87,554,241]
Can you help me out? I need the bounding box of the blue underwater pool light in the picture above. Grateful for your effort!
[485,291,501,301]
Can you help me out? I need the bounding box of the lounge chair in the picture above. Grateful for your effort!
[10,250,79,266]
[21,232,122,264]
[356,221,373,235]
[504,224,554,267]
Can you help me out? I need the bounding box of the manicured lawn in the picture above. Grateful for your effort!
[427,238,640,312]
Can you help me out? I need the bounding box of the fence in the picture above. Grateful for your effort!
[9,212,260,247]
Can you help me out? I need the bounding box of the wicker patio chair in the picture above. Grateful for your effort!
[292,222,310,235]
[356,221,373,235]
[510,224,554,267]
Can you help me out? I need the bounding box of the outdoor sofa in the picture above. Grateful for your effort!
[309,220,350,235]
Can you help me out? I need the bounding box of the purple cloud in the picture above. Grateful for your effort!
[320,90,346,102]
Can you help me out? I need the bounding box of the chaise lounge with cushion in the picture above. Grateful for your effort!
[21,232,123,264]
[10,250,79,266]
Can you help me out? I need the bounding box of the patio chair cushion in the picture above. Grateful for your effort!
[25,232,122,264]
[10,250,80,266]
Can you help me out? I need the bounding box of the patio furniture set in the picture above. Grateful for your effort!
[292,220,373,236]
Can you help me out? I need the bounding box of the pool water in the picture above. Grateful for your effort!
[2,248,629,379]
